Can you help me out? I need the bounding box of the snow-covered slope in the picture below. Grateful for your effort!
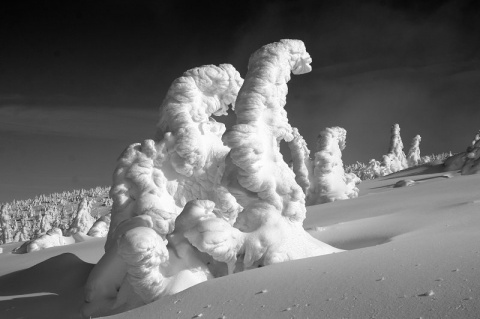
[1,169,479,319]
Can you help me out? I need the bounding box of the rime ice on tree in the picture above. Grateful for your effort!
[287,127,313,195]
[66,197,95,236]
[407,135,422,167]
[1,205,13,244]
[83,64,245,316]
[307,127,360,204]
[382,123,408,174]
[82,40,342,317]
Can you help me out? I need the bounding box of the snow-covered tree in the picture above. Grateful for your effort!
[0,204,13,244]
[82,40,342,317]
[383,123,408,173]
[66,197,95,235]
[307,127,360,204]
[407,135,421,167]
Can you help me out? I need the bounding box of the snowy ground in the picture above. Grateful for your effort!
[1,166,479,319]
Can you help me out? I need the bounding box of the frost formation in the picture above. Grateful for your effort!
[382,123,408,173]
[307,127,360,204]
[407,135,422,167]
[82,40,343,317]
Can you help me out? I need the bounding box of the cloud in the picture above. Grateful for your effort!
[0,105,158,141]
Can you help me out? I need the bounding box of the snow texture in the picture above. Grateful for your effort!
[13,228,66,253]
[83,64,244,317]
[287,127,313,195]
[214,39,341,268]
[307,127,360,204]
[87,214,111,238]
[83,40,343,317]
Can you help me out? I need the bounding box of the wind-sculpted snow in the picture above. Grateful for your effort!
[288,127,313,195]
[13,228,66,253]
[307,127,360,204]
[212,39,340,269]
[83,64,244,316]
[87,214,111,238]
[82,41,346,318]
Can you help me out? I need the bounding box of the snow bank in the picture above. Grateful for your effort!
[307,127,360,204]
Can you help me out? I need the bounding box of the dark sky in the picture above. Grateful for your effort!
[1,0,479,202]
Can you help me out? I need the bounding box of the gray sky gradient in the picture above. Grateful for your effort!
[1,0,479,202]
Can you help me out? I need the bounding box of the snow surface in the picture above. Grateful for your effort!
[1,169,480,318]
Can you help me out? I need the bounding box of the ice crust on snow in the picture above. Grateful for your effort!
[82,40,343,317]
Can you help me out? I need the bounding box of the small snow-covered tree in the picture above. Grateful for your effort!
[0,204,13,244]
[66,197,95,235]
[307,127,360,204]
[383,124,408,173]
[407,135,422,167]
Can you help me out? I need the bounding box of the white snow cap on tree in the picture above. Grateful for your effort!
[307,127,360,205]
[407,135,422,167]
